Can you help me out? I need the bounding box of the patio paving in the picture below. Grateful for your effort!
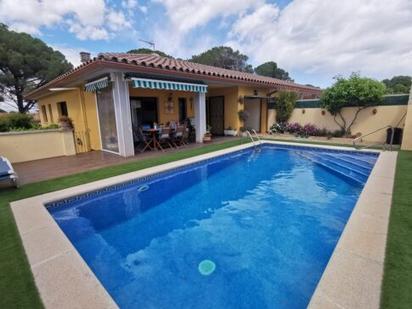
[14,137,238,185]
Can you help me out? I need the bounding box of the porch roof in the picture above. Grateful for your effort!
[25,53,322,100]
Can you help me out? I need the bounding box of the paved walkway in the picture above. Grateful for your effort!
[14,137,238,185]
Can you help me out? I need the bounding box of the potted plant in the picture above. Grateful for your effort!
[224,126,238,136]
[239,126,249,137]
[203,125,212,142]
[58,116,73,130]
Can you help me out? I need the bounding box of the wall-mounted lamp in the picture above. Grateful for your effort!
[238,95,244,104]
[302,109,306,114]
[253,90,258,96]
[372,108,377,115]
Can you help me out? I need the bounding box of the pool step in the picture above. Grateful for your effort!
[297,151,374,185]
[338,154,377,166]
[319,154,372,175]
[323,155,373,174]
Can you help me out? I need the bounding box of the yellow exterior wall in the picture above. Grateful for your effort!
[128,88,195,124]
[37,89,101,152]
[238,86,271,132]
[283,105,407,142]
[401,91,412,150]
[207,87,240,130]
[0,129,76,163]
[82,91,101,150]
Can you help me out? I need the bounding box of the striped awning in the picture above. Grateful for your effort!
[84,77,110,92]
[130,77,207,93]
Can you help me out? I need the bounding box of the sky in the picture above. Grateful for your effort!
[0,0,412,90]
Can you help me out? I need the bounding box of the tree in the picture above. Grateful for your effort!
[382,75,411,94]
[0,24,72,113]
[127,48,172,58]
[321,73,386,135]
[254,61,293,81]
[189,46,254,72]
[275,91,298,122]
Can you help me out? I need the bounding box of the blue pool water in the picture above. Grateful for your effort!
[48,145,378,308]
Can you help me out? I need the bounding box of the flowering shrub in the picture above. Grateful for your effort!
[270,122,287,133]
[285,122,303,134]
[302,123,319,137]
[271,122,327,137]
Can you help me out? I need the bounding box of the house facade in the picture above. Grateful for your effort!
[26,53,321,157]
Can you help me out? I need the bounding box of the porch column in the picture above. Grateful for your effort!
[111,72,135,157]
[194,92,206,143]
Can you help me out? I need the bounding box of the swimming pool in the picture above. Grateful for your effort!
[47,144,378,308]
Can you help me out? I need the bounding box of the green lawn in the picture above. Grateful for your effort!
[1,140,411,308]
[0,138,248,308]
[381,151,412,308]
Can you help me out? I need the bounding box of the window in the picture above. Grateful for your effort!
[57,101,68,117]
[41,105,48,122]
[48,104,54,122]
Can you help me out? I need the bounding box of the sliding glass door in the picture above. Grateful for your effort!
[96,86,119,153]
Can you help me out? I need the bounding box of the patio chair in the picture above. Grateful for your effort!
[137,127,153,152]
[0,156,18,188]
[173,125,187,147]
[158,127,174,150]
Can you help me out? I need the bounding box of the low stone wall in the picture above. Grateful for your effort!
[0,129,76,163]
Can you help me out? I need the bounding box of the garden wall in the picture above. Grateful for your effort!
[0,129,76,163]
[268,94,409,143]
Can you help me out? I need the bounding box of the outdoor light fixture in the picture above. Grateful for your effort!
[254,90,258,96]
[238,96,244,104]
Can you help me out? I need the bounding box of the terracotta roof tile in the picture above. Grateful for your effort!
[98,53,319,92]
[25,52,321,99]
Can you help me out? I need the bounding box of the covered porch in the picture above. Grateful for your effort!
[89,73,208,157]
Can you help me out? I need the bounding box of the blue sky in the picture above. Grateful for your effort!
[0,0,411,89]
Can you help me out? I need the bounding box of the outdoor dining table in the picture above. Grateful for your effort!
[143,128,163,151]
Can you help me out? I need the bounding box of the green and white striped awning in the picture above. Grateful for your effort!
[84,77,110,92]
[130,77,207,93]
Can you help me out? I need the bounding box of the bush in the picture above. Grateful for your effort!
[270,122,350,139]
[285,122,303,134]
[0,113,40,132]
[270,122,287,133]
[302,123,319,137]
[275,91,298,123]
[238,110,250,122]
[331,129,345,137]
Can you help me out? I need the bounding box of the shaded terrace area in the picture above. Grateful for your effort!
[14,136,239,185]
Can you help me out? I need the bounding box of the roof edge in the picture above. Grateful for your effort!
[25,54,321,100]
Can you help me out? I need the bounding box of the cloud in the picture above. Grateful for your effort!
[227,0,412,84]
[152,0,263,57]
[154,0,262,34]
[50,45,90,67]
[0,0,132,40]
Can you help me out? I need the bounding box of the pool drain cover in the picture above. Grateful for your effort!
[198,259,216,276]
